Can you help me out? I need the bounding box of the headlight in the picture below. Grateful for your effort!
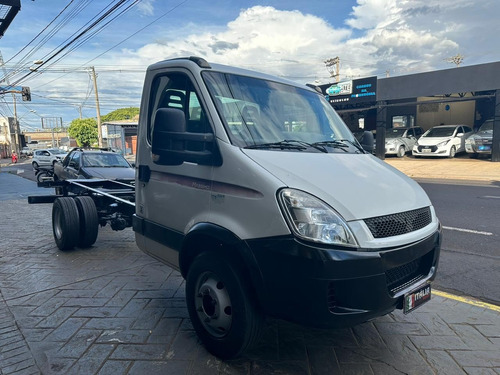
[278,189,357,247]
[465,138,474,145]
[436,139,450,147]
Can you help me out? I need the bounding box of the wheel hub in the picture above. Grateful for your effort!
[195,273,232,337]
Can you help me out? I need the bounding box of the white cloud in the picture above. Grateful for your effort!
[136,0,155,16]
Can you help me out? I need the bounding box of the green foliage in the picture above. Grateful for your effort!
[102,107,139,122]
[68,107,139,147]
[68,118,98,147]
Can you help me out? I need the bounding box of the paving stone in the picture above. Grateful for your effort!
[423,349,467,375]
[409,335,469,350]
[475,324,500,338]
[449,350,500,367]
[451,323,496,350]
[306,345,340,375]
[251,360,310,375]
[66,343,116,374]
[97,329,151,344]
[109,343,167,360]
[463,368,499,375]
[128,360,191,375]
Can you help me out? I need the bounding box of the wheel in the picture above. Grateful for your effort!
[186,252,264,359]
[36,171,48,183]
[74,196,99,248]
[397,145,405,158]
[448,146,456,158]
[32,161,39,169]
[52,197,80,250]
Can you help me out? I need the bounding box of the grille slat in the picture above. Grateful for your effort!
[364,207,431,239]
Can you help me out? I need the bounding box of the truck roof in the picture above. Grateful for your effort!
[147,56,315,92]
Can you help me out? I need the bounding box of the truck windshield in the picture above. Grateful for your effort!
[203,71,361,153]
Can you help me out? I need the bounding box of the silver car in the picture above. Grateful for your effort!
[385,127,424,157]
[465,119,493,157]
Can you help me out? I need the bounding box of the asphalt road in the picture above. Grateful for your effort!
[3,160,499,305]
[418,180,500,305]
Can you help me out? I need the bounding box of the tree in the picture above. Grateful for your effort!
[102,107,139,122]
[68,118,98,147]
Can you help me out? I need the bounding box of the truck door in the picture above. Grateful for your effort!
[136,70,214,268]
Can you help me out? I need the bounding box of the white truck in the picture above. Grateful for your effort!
[30,56,441,359]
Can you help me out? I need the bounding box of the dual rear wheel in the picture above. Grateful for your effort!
[52,196,98,250]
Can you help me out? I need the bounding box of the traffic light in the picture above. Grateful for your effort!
[21,86,31,101]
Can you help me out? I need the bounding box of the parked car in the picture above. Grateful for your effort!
[32,148,67,168]
[412,125,473,158]
[54,148,135,182]
[385,126,424,157]
[465,119,494,158]
[21,146,33,157]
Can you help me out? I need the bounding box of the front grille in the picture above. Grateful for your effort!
[385,250,434,295]
[364,207,432,239]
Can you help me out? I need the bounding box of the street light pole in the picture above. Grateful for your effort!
[89,66,103,148]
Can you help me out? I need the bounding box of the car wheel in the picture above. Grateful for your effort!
[186,251,264,359]
[74,196,99,248]
[448,146,456,158]
[52,197,80,251]
[397,145,406,158]
[36,170,49,183]
[32,161,39,169]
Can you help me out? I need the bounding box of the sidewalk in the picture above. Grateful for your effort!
[384,156,500,183]
[1,169,500,374]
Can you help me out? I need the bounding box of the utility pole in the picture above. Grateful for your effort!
[89,66,103,147]
[0,50,21,156]
[324,57,340,83]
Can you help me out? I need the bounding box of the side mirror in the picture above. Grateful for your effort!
[359,131,375,153]
[456,132,464,137]
[151,108,221,166]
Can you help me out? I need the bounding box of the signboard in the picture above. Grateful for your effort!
[323,76,377,106]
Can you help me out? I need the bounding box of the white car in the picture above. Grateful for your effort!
[32,148,68,168]
[412,125,473,158]
[385,126,424,157]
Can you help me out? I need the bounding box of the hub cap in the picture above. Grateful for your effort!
[194,271,232,337]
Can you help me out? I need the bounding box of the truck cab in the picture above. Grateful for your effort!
[133,57,441,359]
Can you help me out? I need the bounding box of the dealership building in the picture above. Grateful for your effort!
[319,61,500,162]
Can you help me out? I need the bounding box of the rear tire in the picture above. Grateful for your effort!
[52,197,80,250]
[74,196,99,248]
[32,161,39,169]
[186,251,264,359]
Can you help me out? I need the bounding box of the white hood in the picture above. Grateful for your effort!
[417,136,451,146]
[242,150,431,222]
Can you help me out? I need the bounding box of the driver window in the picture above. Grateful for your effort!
[148,73,212,143]
[69,153,80,169]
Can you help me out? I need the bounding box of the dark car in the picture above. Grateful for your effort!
[465,119,493,157]
[54,148,135,182]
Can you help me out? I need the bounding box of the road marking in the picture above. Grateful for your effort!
[482,195,500,199]
[443,226,493,236]
[434,290,500,312]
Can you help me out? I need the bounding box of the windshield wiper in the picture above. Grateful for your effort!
[245,140,327,153]
[313,139,364,153]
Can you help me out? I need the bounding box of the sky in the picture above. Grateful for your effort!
[0,0,499,130]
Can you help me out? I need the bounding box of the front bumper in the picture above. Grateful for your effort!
[412,145,450,157]
[465,143,492,154]
[248,228,441,328]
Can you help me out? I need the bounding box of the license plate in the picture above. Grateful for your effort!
[404,284,431,314]
[423,148,431,153]
[479,145,491,151]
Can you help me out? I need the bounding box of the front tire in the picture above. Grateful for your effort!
[52,197,80,250]
[448,146,456,158]
[186,252,264,359]
[397,145,405,158]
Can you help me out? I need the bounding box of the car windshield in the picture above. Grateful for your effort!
[386,128,407,138]
[479,121,493,132]
[203,71,361,153]
[48,148,66,154]
[82,153,130,168]
[424,127,455,137]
